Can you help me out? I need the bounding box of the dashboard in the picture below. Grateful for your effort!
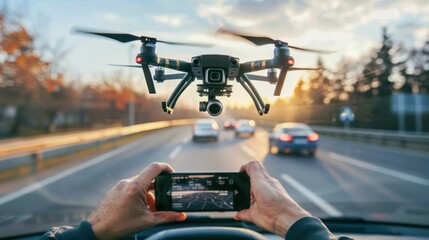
[9,218,429,240]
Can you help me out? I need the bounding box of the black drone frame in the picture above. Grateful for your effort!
[132,44,319,115]
[73,27,328,116]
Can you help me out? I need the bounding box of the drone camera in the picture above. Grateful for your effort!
[206,68,225,84]
[206,99,223,116]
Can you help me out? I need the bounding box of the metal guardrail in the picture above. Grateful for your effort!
[311,125,429,151]
[0,119,194,173]
[258,121,429,152]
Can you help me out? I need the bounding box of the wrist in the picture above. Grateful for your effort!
[273,207,311,238]
[87,218,110,240]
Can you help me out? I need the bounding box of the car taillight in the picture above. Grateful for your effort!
[235,123,241,128]
[280,134,293,142]
[307,133,319,141]
[225,122,230,127]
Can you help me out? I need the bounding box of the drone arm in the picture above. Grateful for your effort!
[240,59,275,73]
[154,73,187,82]
[245,74,270,82]
[163,73,195,114]
[150,57,192,72]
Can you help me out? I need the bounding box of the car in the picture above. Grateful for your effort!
[234,119,256,137]
[223,119,235,130]
[192,119,220,141]
[269,123,319,155]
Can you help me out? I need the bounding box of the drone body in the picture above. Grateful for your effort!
[74,27,330,116]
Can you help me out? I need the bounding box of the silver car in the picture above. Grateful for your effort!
[234,119,256,137]
[192,119,220,141]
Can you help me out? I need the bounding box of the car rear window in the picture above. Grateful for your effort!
[196,123,215,129]
[282,128,312,135]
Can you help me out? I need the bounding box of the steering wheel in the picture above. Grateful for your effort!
[145,227,267,240]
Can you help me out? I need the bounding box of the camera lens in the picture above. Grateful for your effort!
[210,72,220,81]
[206,69,223,83]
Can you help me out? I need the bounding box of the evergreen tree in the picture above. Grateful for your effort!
[308,57,330,104]
[361,27,395,97]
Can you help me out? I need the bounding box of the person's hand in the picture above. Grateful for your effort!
[87,162,186,240]
[235,161,311,238]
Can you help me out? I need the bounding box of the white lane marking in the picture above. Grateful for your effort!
[169,145,182,159]
[182,137,190,143]
[281,174,343,217]
[327,152,429,186]
[0,138,148,206]
[240,145,256,157]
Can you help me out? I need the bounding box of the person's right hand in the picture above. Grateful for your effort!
[235,161,311,238]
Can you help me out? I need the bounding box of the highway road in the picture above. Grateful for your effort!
[0,125,429,235]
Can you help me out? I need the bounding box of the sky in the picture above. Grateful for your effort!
[4,0,429,108]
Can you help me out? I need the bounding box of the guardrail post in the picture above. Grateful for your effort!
[32,151,42,173]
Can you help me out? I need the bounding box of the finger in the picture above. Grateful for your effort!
[149,181,155,190]
[137,162,175,183]
[153,211,187,225]
[234,209,251,222]
[241,161,268,179]
[147,192,156,212]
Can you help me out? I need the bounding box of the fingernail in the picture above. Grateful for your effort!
[177,213,187,221]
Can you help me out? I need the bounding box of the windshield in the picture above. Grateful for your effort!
[0,0,428,238]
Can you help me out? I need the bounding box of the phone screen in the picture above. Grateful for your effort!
[156,172,250,212]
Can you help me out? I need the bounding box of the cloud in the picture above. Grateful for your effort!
[102,12,121,22]
[194,0,429,64]
[153,15,188,27]
[197,0,288,27]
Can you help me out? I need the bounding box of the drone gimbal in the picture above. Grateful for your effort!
[73,27,332,116]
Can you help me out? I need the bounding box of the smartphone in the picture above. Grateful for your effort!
[155,172,250,212]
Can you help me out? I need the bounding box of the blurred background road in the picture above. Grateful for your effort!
[1,125,428,226]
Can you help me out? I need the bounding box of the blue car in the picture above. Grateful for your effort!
[268,123,319,155]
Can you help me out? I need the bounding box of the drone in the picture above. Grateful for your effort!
[73,27,333,116]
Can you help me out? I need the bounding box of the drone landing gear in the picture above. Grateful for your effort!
[162,73,195,114]
[237,74,270,115]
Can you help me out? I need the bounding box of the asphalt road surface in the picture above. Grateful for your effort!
[1,125,429,233]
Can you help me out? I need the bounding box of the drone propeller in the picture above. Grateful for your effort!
[217,27,335,54]
[73,28,213,47]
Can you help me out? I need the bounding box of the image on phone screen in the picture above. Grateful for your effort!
[156,172,250,212]
[171,174,234,211]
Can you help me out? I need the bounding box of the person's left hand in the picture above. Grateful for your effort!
[87,162,186,240]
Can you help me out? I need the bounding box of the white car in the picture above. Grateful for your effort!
[234,119,256,137]
[192,119,220,141]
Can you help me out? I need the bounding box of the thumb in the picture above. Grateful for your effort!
[153,211,187,225]
[234,209,251,222]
